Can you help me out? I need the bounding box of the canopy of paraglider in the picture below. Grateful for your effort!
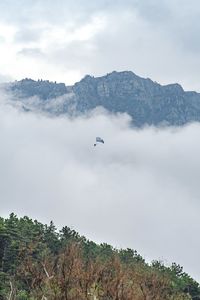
[94,137,104,146]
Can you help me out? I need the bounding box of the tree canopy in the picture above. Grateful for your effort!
[0,213,199,300]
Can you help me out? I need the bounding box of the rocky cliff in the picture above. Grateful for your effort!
[3,71,200,126]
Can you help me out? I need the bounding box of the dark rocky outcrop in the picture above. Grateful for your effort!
[3,71,200,126]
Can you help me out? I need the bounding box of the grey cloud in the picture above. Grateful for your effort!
[0,73,13,83]
[1,95,200,281]
[47,40,98,74]
[134,0,200,53]
[44,10,182,86]
[1,0,200,89]
[14,27,44,44]
[133,0,172,24]
[0,0,120,26]
[17,47,44,58]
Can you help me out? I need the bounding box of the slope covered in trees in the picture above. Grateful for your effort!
[0,213,199,299]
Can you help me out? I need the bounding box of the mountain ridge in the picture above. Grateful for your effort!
[3,70,200,126]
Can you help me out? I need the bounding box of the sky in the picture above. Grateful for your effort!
[1,0,200,282]
[0,0,200,90]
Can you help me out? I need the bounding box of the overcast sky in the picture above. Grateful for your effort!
[0,0,200,90]
[1,0,200,282]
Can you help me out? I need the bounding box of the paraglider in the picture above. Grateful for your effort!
[94,137,104,147]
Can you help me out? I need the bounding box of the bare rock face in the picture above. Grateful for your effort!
[3,71,200,127]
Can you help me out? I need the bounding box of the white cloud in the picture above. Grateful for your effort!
[0,1,200,90]
[1,95,200,281]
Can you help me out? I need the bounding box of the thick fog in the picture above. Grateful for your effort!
[1,96,200,281]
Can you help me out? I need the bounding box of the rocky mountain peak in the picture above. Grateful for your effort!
[3,71,200,127]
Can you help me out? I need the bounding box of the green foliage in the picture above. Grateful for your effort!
[0,271,9,299]
[152,260,200,299]
[0,213,199,300]
[16,290,29,300]
[118,248,145,265]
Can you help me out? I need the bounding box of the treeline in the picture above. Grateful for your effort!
[8,79,67,100]
[0,213,199,299]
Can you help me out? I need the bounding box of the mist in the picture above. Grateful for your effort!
[1,96,200,281]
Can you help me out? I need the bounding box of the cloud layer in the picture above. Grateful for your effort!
[1,96,200,281]
[0,0,200,90]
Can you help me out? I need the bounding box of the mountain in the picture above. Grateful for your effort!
[3,71,200,126]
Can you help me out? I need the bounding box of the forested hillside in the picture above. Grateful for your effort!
[0,214,199,299]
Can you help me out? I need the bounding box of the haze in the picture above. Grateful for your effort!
[1,97,200,280]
